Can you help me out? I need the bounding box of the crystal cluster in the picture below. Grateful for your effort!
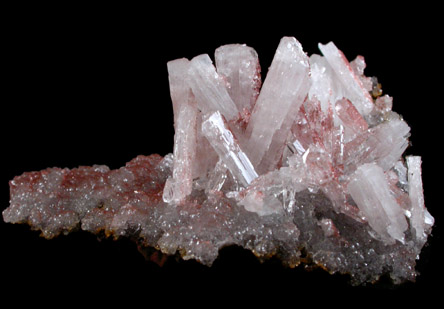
[3,37,433,284]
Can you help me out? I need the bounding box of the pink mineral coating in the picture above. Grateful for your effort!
[4,155,165,238]
[287,99,362,221]
[335,98,368,135]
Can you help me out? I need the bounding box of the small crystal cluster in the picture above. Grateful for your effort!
[3,37,433,284]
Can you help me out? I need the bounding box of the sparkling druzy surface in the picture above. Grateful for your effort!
[3,37,433,285]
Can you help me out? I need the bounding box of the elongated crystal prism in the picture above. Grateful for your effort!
[308,54,344,114]
[348,163,408,244]
[319,42,374,116]
[188,54,239,121]
[245,37,311,174]
[343,115,410,173]
[162,59,197,204]
[407,156,434,244]
[202,111,258,187]
[215,44,261,114]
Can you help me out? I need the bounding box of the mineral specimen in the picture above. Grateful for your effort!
[3,37,433,285]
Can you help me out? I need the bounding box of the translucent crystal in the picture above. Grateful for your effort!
[309,54,344,114]
[318,42,374,116]
[407,156,434,244]
[375,94,393,113]
[215,44,261,114]
[335,98,368,137]
[162,59,197,204]
[188,54,239,121]
[245,37,311,174]
[348,163,408,244]
[3,36,433,285]
[350,55,373,92]
[343,114,410,173]
[201,111,258,187]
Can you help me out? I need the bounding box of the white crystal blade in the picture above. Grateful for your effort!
[348,163,408,244]
[205,159,228,193]
[309,54,344,114]
[318,42,374,116]
[407,156,434,242]
[215,44,261,114]
[193,110,219,179]
[167,58,193,121]
[343,115,410,173]
[188,54,239,121]
[202,111,258,187]
[350,55,373,91]
[162,59,198,204]
[335,98,368,138]
[237,167,306,216]
[245,37,311,174]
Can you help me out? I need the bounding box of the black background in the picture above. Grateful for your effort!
[1,3,441,304]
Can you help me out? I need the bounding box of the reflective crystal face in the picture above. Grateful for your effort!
[3,37,433,285]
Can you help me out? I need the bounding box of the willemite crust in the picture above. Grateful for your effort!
[3,37,433,285]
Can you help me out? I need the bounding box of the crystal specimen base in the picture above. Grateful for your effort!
[3,37,433,285]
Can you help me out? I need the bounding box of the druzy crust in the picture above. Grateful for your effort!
[3,37,433,285]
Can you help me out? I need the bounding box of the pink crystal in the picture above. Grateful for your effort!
[245,37,311,174]
[375,94,393,113]
[215,44,261,115]
[162,59,197,204]
[201,111,257,187]
[348,163,408,244]
[335,98,368,135]
[318,42,374,116]
[3,36,433,285]
[407,156,434,244]
[188,54,239,121]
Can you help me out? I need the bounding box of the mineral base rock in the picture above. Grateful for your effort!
[3,37,433,285]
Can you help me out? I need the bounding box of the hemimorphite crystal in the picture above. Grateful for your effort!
[202,111,258,187]
[215,44,261,114]
[188,54,239,121]
[348,163,408,244]
[407,156,434,244]
[318,42,374,116]
[162,59,197,204]
[3,36,433,285]
[245,37,311,174]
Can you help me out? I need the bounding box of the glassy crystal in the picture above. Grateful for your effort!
[215,44,261,114]
[348,163,408,244]
[163,59,197,204]
[407,156,434,245]
[201,111,258,187]
[308,54,344,115]
[188,54,239,121]
[318,42,374,116]
[245,37,311,174]
[3,36,433,285]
